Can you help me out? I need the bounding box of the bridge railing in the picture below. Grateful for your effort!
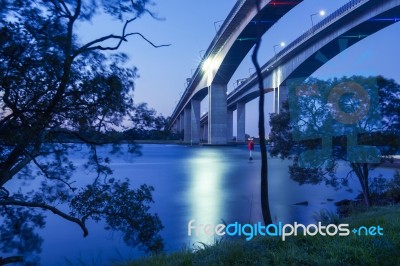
[228,0,369,99]
[279,0,368,59]
[209,0,247,56]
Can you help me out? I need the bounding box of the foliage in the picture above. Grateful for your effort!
[369,171,400,204]
[71,181,163,253]
[0,0,167,264]
[124,103,172,140]
[312,209,340,225]
[269,76,400,207]
[387,171,400,202]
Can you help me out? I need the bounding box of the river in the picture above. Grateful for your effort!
[3,144,396,265]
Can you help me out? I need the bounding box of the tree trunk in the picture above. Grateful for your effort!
[252,0,272,225]
[361,163,371,207]
[352,163,371,207]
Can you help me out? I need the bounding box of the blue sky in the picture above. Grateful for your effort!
[78,0,400,136]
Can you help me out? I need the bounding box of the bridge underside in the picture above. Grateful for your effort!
[171,0,303,144]
[172,0,400,145]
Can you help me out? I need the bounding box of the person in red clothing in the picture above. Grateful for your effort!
[248,138,254,160]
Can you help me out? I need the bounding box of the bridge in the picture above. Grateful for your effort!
[168,0,400,144]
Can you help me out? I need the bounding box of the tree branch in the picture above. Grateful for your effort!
[0,187,10,199]
[0,146,31,187]
[48,0,72,18]
[124,32,171,48]
[7,155,32,180]
[59,0,72,17]
[74,17,170,57]
[25,150,77,192]
[42,0,81,122]
[0,199,88,237]
[0,256,24,265]
[129,0,157,19]
[5,134,43,182]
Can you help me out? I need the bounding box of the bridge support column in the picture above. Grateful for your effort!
[174,117,180,133]
[237,102,246,143]
[172,122,177,133]
[204,123,209,142]
[227,110,233,142]
[274,85,287,113]
[191,100,201,144]
[180,113,184,135]
[184,106,191,143]
[208,84,227,144]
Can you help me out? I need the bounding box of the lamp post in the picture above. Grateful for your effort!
[310,10,325,28]
[249,67,255,76]
[199,50,205,59]
[273,42,285,58]
[214,20,224,32]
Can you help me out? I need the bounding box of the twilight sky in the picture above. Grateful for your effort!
[78,0,400,136]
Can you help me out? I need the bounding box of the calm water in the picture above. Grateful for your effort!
[4,144,396,265]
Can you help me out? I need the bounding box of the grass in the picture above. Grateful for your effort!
[119,205,400,266]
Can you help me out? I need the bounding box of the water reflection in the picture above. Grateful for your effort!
[186,148,227,244]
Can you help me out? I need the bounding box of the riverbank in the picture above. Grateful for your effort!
[133,140,244,146]
[121,205,400,266]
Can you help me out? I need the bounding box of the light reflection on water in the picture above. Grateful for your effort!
[186,148,226,244]
[4,144,396,265]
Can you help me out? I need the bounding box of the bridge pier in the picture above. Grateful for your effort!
[237,102,246,143]
[191,100,201,144]
[184,106,191,143]
[175,116,181,133]
[227,110,233,142]
[180,113,184,136]
[208,83,228,144]
[202,123,208,142]
[274,85,287,113]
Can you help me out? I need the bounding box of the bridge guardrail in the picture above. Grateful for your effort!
[280,0,367,60]
[228,0,369,99]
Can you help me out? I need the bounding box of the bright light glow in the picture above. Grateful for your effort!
[280,42,285,47]
[202,58,212,71]
[319,10,326,16]
[202,57,219,72]
[202,56,221,86]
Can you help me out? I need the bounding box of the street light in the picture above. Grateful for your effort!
[199,50,205,59]
[214,20,224,32]
[273,42,285,58]
[234,78,247,88]
[310,10,325,28]
[249,67,255,76]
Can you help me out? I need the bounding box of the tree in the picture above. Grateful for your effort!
[269,76,400,207]
[0,0,168,264]
[252,0,272,225]
[124,102,171,140]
